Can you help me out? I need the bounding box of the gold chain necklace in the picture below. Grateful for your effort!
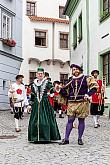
[71,76,85,100]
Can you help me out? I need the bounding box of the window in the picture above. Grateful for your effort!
[3,80,6,90]
[103,53,110,84]
[26,1,36,16]
[59,6,66,19]
[73,21,77,49]
[103,0,110,14]
[60,33,68,49]
[35,31,47,47]
[2,13,11,39]
[100,0,110,22]
[29,72,36,83]
[78,13,82,43]
[60,73,68,85]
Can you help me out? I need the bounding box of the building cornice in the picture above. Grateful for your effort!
[64,0,80,17]
[0,50,23,62]
[28,58,70,68]
[0,4,16,16]
[28,16,69,24]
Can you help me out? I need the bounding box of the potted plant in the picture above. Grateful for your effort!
[2,38,16,47]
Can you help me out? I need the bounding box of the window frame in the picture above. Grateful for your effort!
[59,6,66,19]
[78,12,83,43]
[29,71,36,83]
[1,12,12,39]
[100,0,110,22]
[26,1,36,16]
[103,52,110,85]
[59,32,69,50]
[3,80,6,90]
[60,73,69,85]
[73,21,77,49]
[34,29,48,48]
[103,0,110,13]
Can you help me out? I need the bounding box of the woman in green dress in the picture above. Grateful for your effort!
[28,67,61,143]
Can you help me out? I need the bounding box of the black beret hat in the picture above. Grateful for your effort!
[70,64,83,71]
[91,70,99,75]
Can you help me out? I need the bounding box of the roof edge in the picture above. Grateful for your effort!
[28,16,69,24]
[64,0,80,17]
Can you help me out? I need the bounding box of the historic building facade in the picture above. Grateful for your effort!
[20,0,70,84]
[0,0,23,109]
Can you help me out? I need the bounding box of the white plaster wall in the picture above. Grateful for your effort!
[21,19,70,83]
[21,0,69,61]
[0,0,16,13]
[37,0,68,19]
[28,22,53,60]
[98,19,110,53]
[54,23,69,62]
[69,0,88,74]
[29,61,70,83]
[89,0,99,71]
[21,20,70,83]
[42,62,70,82]
[20,0,70,84]
[87,0,110,71]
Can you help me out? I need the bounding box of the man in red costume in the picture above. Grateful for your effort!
[90,70,105,128]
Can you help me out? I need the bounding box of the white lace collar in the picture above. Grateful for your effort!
[34,77,47,86]
[33,78,48,102]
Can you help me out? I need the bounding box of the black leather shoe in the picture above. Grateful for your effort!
[94,124,98,128]
[59,139,69,145]
[78,139,84,145]
[59,115,64,118]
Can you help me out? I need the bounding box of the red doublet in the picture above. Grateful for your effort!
[26,87,31,96]
[48,96,54,107]
[91,80,104,104]
[54,91,60,97]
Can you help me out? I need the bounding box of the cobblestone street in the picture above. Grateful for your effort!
[0,111,110,165]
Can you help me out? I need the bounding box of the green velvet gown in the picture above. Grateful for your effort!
[28,79,61,142]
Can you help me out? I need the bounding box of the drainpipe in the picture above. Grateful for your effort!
[86,0,90,75]
[69,17,72,66]
[52,22,55,62]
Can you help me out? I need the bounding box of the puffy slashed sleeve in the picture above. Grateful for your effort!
[46,81,55,94]
[60,77,72,97]
[23,86,29,106]
[8,84,17,99]
[86,76,99,96]
[8,89,13,98]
